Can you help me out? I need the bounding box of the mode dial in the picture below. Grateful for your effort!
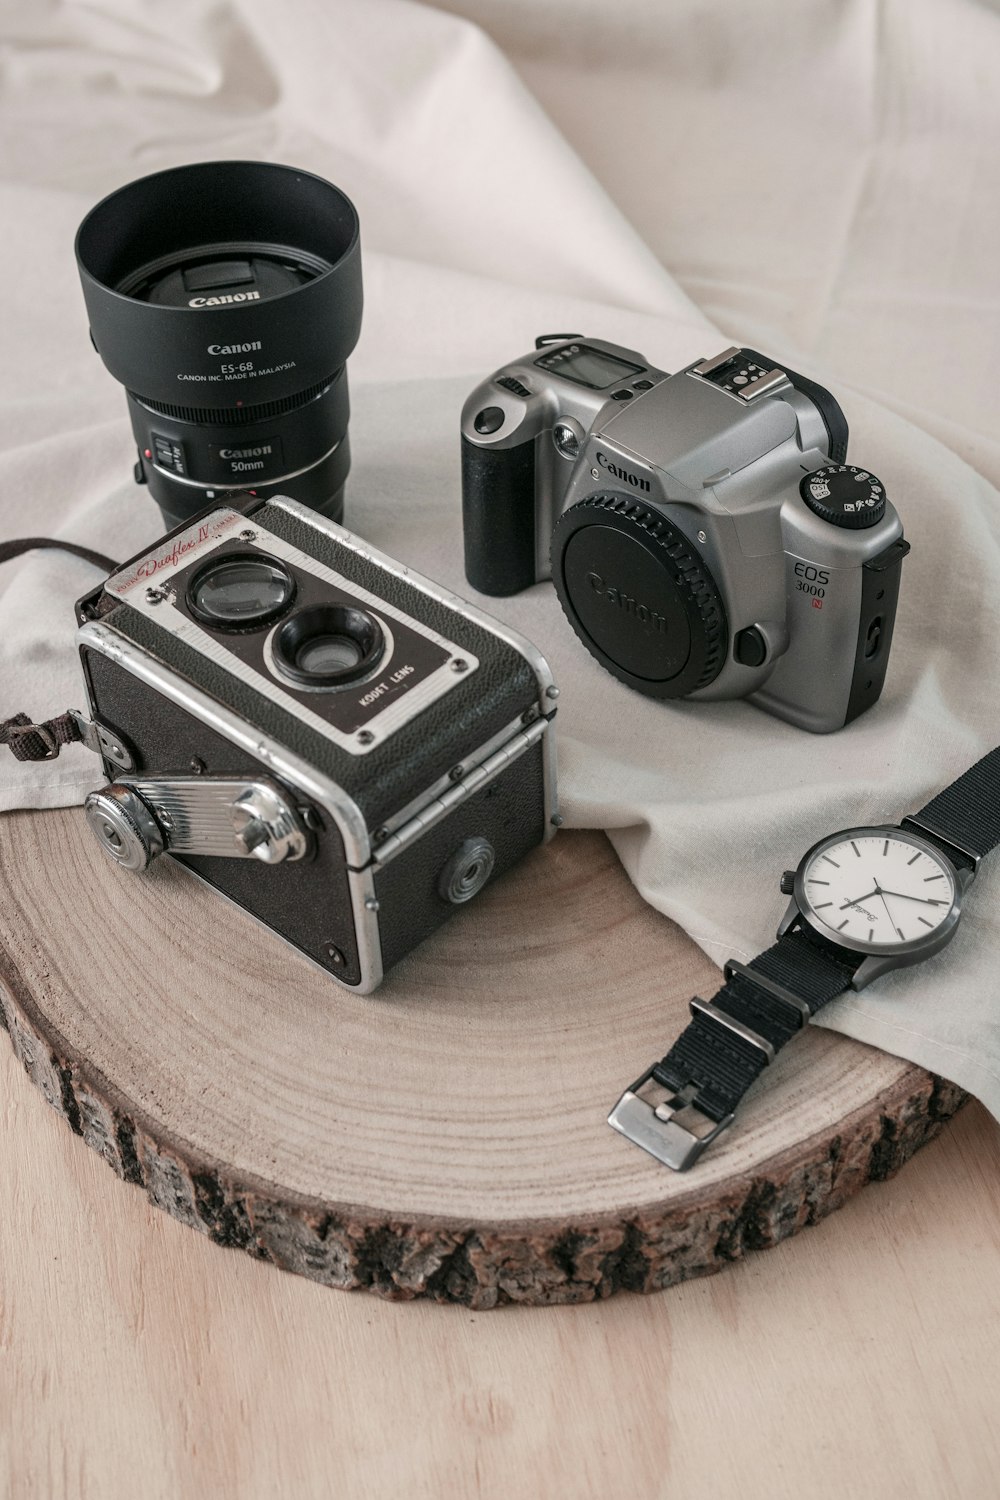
[800,464,886,529]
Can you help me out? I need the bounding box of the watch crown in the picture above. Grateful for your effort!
[779,870,796,895]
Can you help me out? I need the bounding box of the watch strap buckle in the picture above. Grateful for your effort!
[607,1067,734,1171]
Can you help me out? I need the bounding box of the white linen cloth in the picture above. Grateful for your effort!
[2,0,1000,1115]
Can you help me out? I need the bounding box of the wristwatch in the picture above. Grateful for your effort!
[608,746,1000,1170]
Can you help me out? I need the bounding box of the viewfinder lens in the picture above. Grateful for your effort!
[188,553,295,630]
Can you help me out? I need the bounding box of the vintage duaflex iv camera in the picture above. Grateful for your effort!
[462,337,910,733]
[75,496,558,992]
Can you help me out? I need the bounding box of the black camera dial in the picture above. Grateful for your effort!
[551,494,727,699]
[800,464,887,529]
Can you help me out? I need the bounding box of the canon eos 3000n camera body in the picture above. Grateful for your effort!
[461,337,910,733]
[76,496,558,992]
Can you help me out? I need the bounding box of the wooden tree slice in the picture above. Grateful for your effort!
[0,808,965,1307]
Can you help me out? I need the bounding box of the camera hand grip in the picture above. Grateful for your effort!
[461,435,537,596]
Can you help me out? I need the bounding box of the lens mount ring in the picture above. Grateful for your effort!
[186,550,296,632]
[271,603,386,689]
[551,492,728,699]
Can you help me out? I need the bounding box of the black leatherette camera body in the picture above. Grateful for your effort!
[76,494,557,992]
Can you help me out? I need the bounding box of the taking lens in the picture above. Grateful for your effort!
[75,161,362,530]
[272,604,385,688]
[187,552,295,630]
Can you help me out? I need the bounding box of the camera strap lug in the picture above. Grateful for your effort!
[1,708,133,766]
[69,710,135,770]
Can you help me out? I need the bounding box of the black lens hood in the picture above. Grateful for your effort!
[75,161,362,410]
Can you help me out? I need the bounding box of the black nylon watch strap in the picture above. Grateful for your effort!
[906,745,1000,866]
[652,926,859,1123]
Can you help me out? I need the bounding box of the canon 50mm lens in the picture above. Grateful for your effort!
[75,160,362,529]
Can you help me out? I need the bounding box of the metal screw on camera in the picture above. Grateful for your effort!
[239,529,257,542]
[449,764,464,782]
[451,658,469,673]
[145,586,168,605]
[324,943,346,968]
[357,730,375,746]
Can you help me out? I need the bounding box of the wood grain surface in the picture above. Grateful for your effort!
[1,1037,999,1499]
[0,807,966,1308]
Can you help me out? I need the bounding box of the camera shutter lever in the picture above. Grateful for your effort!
[84,777,310,868]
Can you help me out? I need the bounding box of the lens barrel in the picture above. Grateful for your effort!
[76,161,362,529]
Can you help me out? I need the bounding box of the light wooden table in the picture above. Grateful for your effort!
[2,1022,999,1498]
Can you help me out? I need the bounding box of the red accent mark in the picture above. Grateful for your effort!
[144,449,152,459]
[812,598,823,609]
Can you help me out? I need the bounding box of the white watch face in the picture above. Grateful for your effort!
[798,829,959,952]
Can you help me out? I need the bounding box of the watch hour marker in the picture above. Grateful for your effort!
[896,926,905,941]
[837,919,849,931]
[813,902,833,909]
[907,852,920,865]
[851,841,861,857]
[924,874,944,882]
[824,855,841,868]
[883,840,889,855]
[808,878,830,885]
[919,917,934,928]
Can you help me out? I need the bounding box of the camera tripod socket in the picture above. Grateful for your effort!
[85,785,164,871]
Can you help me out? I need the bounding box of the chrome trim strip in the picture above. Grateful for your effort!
[78,619,384,992]
[375,711,534,841]
[689,996,775,1064]
[373,718,549,868]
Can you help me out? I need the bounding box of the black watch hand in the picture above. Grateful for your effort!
[839,887,881,910]
[840,885,895,926]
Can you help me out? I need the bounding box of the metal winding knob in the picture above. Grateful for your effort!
[85,785,165,871]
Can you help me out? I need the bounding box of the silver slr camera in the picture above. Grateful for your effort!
[76,494,558,991]
[462,337,909,733]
